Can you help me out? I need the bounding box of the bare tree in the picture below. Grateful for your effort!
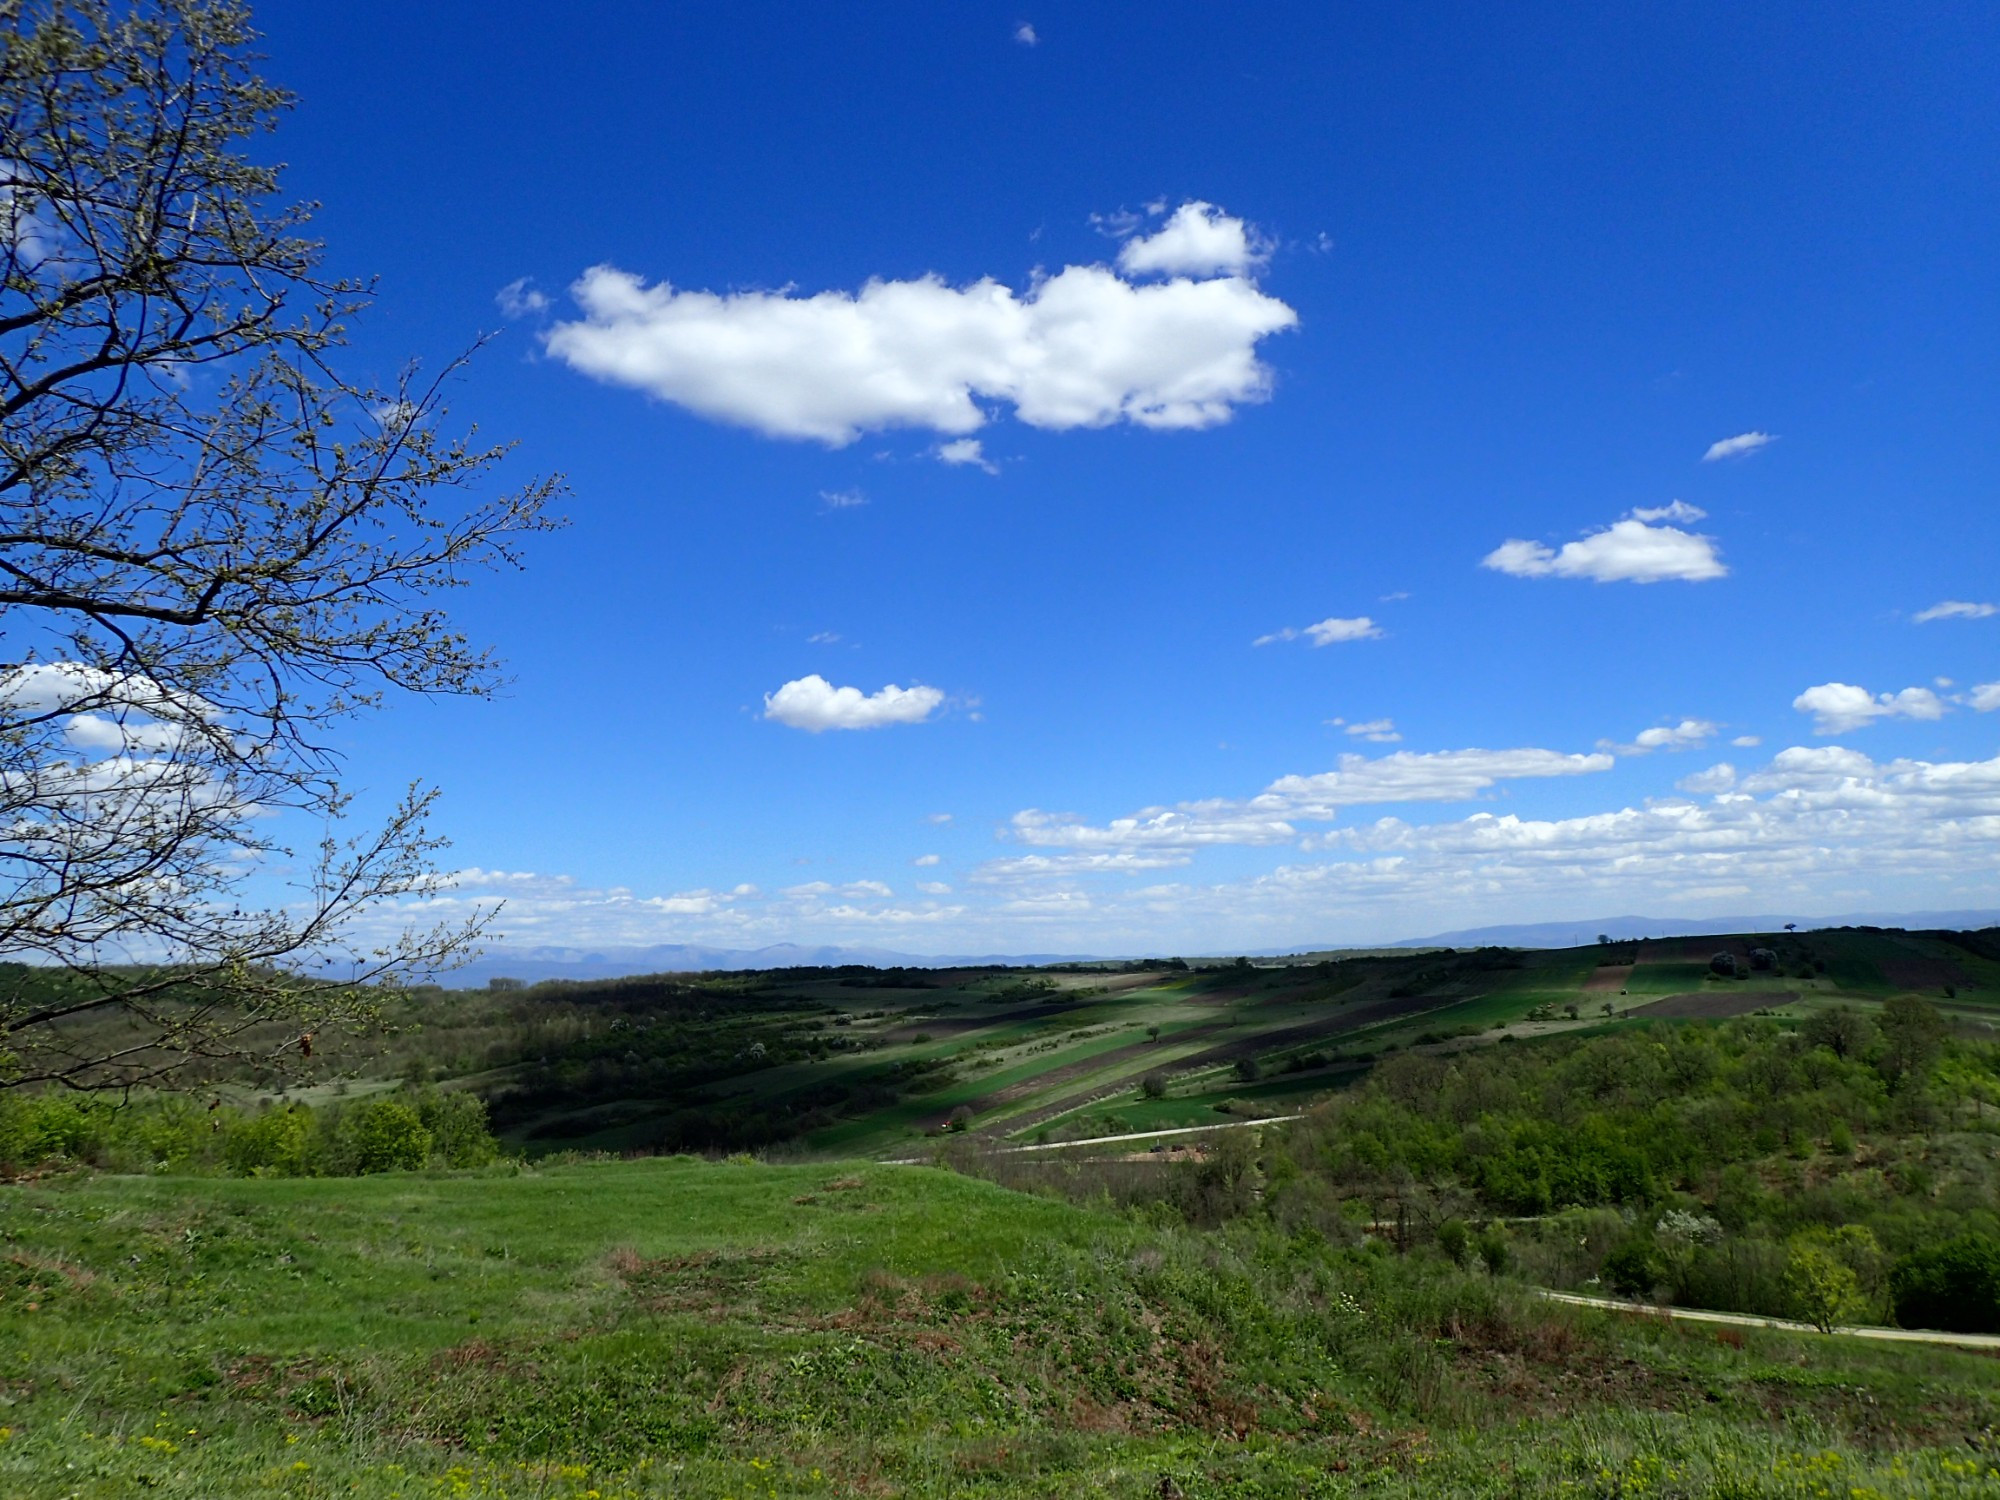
[0,0,562,1089]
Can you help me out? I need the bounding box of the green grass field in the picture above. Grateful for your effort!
[6,1156,2000,1498]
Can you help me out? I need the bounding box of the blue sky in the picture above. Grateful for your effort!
[252,0,1998,954]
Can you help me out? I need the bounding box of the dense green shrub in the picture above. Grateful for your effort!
[0,1085,500,1179]
[323,1097,433,1174]
[224,1105,317,1176]
[416,1088,500,1167]
[1891,1234,2000,1333]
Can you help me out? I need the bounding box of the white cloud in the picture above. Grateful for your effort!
[936,437,997,473]
[975,852,1194,881]
[1793,681,1947,735]
[1603,719,1720,755]
[1014,22,1037,44]
[807,631,842,644]
[1702,431,1776,462]
[819,488,867,510]
[364,734,2000,956]
[912,853,942,866]
[1343,718,1401,743]
[1629,500,1706,524]
[1970,682,2000,713]
[784,879,895,901]
[762,674,945,732]
[1732,735,1762,748]
[1115,201,1266,278]
[61,713,188,754]
[926,812,954,825]
[1482,518,1727,584]
[0,662,210,721]
[1914,600,1997,624]
[435,868,580,896]
[495,278,549,318]
[1676,763,1737,795]
[544,231,1297,445]
[1255,615,1382,647]
[1010,746,1613,853]
[916,880,953,895]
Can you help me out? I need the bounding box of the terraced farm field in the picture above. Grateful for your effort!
[404,924,2000,1161]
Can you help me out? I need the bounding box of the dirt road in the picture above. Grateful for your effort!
[1537,1288,2000,1352]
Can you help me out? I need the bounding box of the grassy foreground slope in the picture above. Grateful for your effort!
[5,1158,2000,1498]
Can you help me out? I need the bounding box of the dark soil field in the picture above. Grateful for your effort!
[1634,989,1796,1018]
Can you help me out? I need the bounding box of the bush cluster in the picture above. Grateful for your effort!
[0,1086,500,1178]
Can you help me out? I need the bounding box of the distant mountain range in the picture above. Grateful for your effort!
[432,907,2000,987]
[438,942,1096,988]
[1382,909,2000,950]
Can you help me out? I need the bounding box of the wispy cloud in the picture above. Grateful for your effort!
[935,437,998,473]
[495,277,549,318]
[1014,22,1038,45]
[819,488,868,511]
[1629,499,1706,524]
[1913,600,1997,624]
[1338,718,1401,743]
[1702,431,1776,462]
[762,674,945,732]
[1255,615,1382,647]
[1009,746,1614,853]
[1601,719,1720,755]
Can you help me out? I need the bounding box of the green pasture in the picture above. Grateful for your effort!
[6,1157,2000,1498]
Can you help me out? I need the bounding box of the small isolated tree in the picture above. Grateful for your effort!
[1232,1055,1260,1084]
[1435,1217,1470,1267]
[1784,1240,1865,1334]
[1139,1070,1168,1099]
[1600,1236,1659,1299]
[1877,993,1947,1087]
[1146,1023,1161,1044]
[0,0,560,1091]
[1802,1005,1873,1061]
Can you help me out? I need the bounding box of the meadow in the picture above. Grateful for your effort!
[5,1157,2000,1498]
